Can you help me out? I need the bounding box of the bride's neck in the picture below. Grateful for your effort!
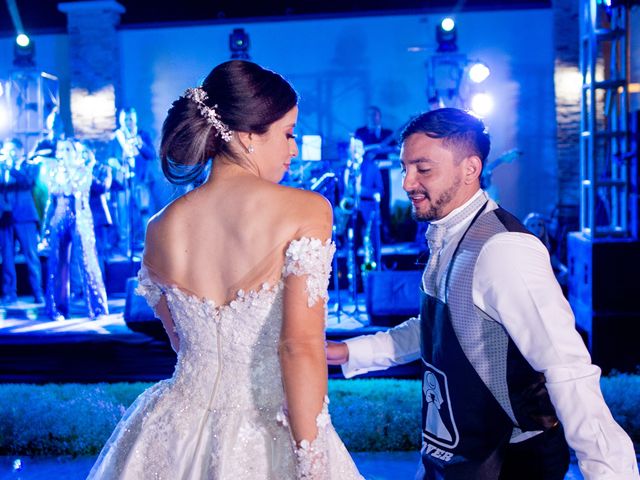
[211,156,260,180]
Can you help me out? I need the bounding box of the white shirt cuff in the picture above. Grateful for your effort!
[341,336,380,378]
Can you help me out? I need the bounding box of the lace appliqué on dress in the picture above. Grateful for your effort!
[277,396,332,480]
[136,266,164,311]
[283,237,336,308]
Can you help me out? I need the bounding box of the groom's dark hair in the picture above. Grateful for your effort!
[401,108,490,166]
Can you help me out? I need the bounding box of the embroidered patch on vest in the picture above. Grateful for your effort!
[422,360,459,449]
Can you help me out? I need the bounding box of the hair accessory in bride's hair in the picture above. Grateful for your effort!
[184,87,233,143]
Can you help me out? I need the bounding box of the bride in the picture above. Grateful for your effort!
[88,60,363,479]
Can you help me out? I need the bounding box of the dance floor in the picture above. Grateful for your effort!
[0,291,421,383]
[0,451,591,480]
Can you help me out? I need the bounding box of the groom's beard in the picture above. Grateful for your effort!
[408,176,461,222]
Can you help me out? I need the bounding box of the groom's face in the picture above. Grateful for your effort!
[400,133,468,222]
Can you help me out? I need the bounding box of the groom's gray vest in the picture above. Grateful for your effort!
[419,206,559,479]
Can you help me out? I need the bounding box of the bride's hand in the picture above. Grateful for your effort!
[325,341,349,365]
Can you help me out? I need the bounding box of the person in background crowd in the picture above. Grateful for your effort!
[108,107,156,254]
[31,110,67,252]
[41,139,108,321]
[70,143,114,299]
[354,106,394,244]
[0,138,44,304]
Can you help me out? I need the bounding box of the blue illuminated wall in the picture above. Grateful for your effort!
[0,8,557,219]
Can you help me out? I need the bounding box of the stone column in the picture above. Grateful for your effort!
[58,1,124,141]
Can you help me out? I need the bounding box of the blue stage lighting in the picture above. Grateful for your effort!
[16,34,30,47]
[436,18,457,53]
[470,93,494,117]
[469,62,490,83]
[13,34,35,67]
[229,28,250,60]
[441,18,455,32]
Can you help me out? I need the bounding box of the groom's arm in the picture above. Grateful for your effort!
[328,316,421,378]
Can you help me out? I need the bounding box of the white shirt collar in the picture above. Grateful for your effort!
[430,189,487,238]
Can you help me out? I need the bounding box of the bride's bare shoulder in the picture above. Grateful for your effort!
[273,183,332,218]
[270,183,333,238]
[146,196,186,235]
[143,197,194,271]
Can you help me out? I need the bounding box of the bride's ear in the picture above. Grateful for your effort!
[236,132,253,154]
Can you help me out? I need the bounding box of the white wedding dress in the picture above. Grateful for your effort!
[87,237,363,479]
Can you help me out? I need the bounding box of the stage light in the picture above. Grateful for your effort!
[468,62,490,83]
[16,34,30,47]
[436,17,457,53]
[229,28,250,60]
[470,93,494,117]
[13,36,35,68]
[441,18,455,32]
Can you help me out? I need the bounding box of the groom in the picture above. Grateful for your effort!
[327,108,638,479]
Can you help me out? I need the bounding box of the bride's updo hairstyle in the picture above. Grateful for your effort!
[160,60,298,184]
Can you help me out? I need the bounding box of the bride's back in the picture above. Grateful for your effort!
[144,169,329,306]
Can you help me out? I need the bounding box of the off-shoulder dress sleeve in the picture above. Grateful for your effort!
[136,264,165,314]
[280,237,336,479]
[282,237,335,308]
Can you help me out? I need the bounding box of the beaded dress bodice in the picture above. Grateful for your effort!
[137,237,334,417]
[87,237,363,480]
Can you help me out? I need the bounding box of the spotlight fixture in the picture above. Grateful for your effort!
[229,28,250,60]
[441,18,455,32]
[470,93,494,117]
[436,17,457,53]
[16,34,30,47]
[13,34,35,68]
[468,62,490,83]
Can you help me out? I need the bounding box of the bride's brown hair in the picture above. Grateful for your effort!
[160,60,298,184]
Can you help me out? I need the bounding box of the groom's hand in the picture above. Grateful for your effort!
[326,341,349,365]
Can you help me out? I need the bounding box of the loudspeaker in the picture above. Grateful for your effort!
[124,277,169,343]
[106,257,141,294]
[364,270,422,326]
[568,232,640,372]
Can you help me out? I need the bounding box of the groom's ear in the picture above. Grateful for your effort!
[463,155,482,184]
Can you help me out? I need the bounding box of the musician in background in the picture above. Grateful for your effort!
[355,106,393,147]
[31,110,68,249]
[355,106,393,244]
[108,107,156,254]
[70,142,114,299]
[42,139,108,321]
[89,147,114,276]
[0,138,44,304]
